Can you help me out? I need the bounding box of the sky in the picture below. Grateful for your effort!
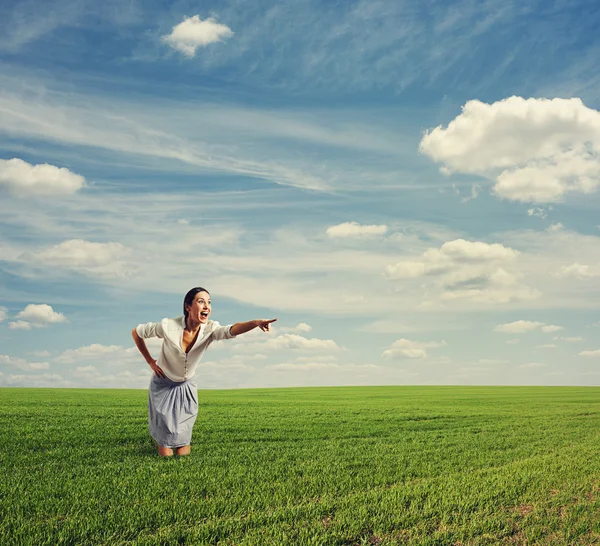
[1,0,600,389]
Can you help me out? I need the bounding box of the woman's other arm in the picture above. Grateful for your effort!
[131,328,166,378]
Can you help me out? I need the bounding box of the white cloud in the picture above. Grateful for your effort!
[279,323,312,334]
[55,344,125,364]
[267,361,378,372]
[0,373,67,387]
[557,263,600,279]
[541,325,563,333]
[0,158,85,196]
[326,222,388,238]
[8,320,32,330]
[382,338,446,360]
[233,333,342,353]
[162,16,233,57]
[0,307,6,322]
[554,336,584,342]
[536,344,557,349]
[506,339,520,344]
[384,238,536,304]
[528,207,550,219]
[27,239,132,278]
[420,96,600,203]
[520,362,545,369]
[16,304,67,327]
[31,350,52,357]
[461,184,481,203]
[76,365,98,373]
[477,359,510,365]
[0,355,50,370]
[384,239,518,279]
[494,320,562,334]
[580,350,600,358]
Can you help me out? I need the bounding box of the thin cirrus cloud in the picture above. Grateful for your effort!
[0,158,85,196]
[326,222,388,238]
[161,15,233,57]
[494,320,563,334]
[0,83,332,192]
[420,96,600,203]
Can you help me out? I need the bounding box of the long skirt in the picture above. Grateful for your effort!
[148,374,198,448]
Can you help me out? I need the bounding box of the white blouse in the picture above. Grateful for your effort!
[136,316,235,382]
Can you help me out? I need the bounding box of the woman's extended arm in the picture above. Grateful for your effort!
[230,318,277,337]
[131,328,166,378]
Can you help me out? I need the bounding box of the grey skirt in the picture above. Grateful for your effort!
[148,374,198,448]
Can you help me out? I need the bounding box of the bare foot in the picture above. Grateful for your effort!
[176,445,191,456]
[158,445,174,457]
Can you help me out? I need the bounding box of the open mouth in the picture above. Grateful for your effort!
[200,312,209,318]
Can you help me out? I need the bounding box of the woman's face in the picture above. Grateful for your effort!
[186,291,211,324]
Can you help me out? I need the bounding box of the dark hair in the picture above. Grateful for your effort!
[183,287,210,319]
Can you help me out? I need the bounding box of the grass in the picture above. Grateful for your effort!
[1,386,600,545]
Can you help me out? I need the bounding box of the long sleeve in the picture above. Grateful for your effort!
[209,321,235,341]
[135,321,165,339]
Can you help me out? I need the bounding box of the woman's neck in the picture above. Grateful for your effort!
[185,317,201,332]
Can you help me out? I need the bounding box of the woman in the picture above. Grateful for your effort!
[132,286,277,457]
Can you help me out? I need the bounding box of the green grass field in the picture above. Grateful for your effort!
[2,386,600,545]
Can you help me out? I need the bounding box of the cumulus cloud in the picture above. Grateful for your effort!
[162,15,233,57]
[420,96,600,203]
[557,263,600,279]
[55,344,124,364]
[279,322,312,334]
[494,320,562,334]
[385,239,517,279]
[27,239,132,278]
[0,307,6,322]
[384,239,536,304]
[382,338,446,360]
[528,207,550,219]
[520,362,545,369]
[326,222,388,238]
[0,354,50,371]
[16,304,68,327]
[8,320,31,330]
[76,365,97,373]
[267,360,378,372]
[233,333,342,353]
[0,373,67,387]
[0,158,85,196]
[477,359,510,365]
[580,350,600,358]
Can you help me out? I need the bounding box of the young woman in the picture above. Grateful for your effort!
[132,286,276,457]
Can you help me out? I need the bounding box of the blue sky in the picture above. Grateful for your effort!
[2,0,600,388]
